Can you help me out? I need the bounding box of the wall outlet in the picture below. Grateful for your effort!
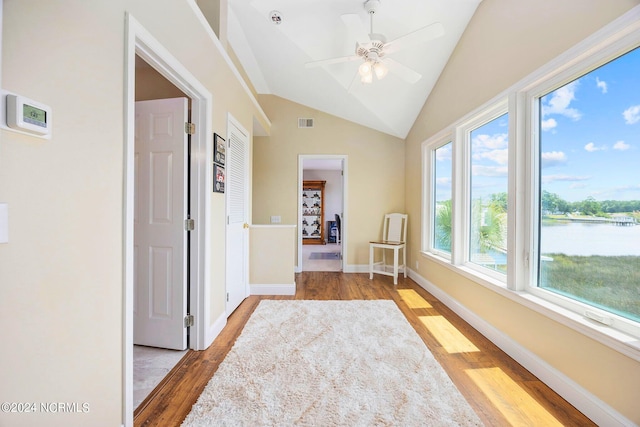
[415,261,419,270]
[270,215,281,224]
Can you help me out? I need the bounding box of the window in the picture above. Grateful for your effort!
[469,114,509,274]
[433,141,453,254]
[420,10,640,348]
[536,47,640,324]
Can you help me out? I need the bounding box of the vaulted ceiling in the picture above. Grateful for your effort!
[227,0,482,138]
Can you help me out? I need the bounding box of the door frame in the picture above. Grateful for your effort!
[297,155,348,272]
[124,14,213,426]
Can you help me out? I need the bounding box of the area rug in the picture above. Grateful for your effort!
[308,252,341,260]
[181,300,483,426]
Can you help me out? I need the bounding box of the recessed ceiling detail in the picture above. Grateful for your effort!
[228,0,482,138]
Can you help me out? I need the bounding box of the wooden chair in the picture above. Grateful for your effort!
[369,213,407,285]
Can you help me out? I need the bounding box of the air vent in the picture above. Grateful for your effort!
[298,118,314,128]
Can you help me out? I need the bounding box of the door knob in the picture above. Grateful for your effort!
[243,223,249,229]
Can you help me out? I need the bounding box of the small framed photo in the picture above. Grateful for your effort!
[214,133,226,166]
[214,164,225,193]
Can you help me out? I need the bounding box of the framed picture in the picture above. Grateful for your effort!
[214,133,226,166]
[214,164,225,193]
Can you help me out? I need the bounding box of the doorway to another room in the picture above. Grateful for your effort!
[299,156,347,272]
[125,15,213,423]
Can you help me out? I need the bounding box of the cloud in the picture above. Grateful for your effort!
[584,142,605,152]
[541,118,557,131]
[435,143,452,161]
[541,80,582,121]
[613,140,630,151]
[436,177,451,188]
[472,133,508,150]
[595,77,607,94]
[474,148,509,165]
[541,151,567,167]
[541,174,591,183]
[623,105,640,124]
[472,165,508,177]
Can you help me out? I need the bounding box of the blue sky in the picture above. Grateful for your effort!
[435,46,640,203]
[540,46,640,202]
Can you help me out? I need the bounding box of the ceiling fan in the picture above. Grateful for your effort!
[305,0,444,85]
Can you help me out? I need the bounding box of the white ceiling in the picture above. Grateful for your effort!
[228,0,482,139]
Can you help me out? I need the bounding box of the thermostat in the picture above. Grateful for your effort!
[6,94,52,137]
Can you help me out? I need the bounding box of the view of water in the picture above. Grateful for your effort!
[541,222,640,256]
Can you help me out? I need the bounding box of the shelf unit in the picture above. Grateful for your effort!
[302,180,325,245]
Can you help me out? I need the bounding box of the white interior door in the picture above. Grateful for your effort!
[226,118,249,315]
[134,97,188,350]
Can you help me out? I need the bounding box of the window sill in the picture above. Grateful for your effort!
[420,251,640,362]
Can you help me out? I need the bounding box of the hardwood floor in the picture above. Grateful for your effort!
[134,272,595,426]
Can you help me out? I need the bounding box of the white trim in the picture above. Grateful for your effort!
[344,264,369,273]
[186,0,270,131]
[298,155,348,273]
[124,14,213,427]
[250,283,296,295]
[408,268,636,427]
[206,312,227,346]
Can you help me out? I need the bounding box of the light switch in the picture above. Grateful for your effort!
[270,215,281,224]
[0,203,8,243]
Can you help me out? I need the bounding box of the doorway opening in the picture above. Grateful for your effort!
[298,155,347,272]
[132,60,191,411]
[124,14,213,426]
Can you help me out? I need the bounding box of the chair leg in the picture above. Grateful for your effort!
[403,247,407,278]
[393,247,399,285]
[369,244,374,280]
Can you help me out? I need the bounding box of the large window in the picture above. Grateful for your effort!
[537,47,640,324]
[421,14,640,347]
[469,114,508,274]
[433,141,452,254]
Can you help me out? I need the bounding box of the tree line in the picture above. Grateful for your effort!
[542,191,640,216]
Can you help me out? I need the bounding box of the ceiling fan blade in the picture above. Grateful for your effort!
[385,22,444,55]
[341,13,370,44]
[385,58,422,84]
[305,55,361,68]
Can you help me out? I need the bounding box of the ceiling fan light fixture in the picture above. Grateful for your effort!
[358,61,372,77]
[373,61,388,80]
[361,72,373,84]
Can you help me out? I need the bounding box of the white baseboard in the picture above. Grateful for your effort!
[344,264,368,273]
[250,283,296,295]
[408,268,633,427]
[204,312,227,350]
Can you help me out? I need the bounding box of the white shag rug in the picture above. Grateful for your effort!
[182,300,483,426]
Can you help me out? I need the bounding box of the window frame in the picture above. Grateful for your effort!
[422,132,454,261]
[457,101,509,281]
[419,7,640,359]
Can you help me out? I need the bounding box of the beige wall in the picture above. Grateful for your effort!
[253,95,405,268]
[249,226,296,285]
[0,1,266,426]
[404,0,640,423]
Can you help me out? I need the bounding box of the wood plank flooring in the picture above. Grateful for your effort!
[134,272,595,426]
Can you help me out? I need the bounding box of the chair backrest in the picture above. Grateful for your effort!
[383,213,408,243]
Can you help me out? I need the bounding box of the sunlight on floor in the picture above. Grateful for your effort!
[419,315,480,353]
[465,367,563,426]
[398,289,433,309]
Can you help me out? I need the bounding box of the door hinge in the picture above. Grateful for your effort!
[185,122,196,135]
[185,218,195,231]
[184,314,195,328]
[226,292,229,302]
